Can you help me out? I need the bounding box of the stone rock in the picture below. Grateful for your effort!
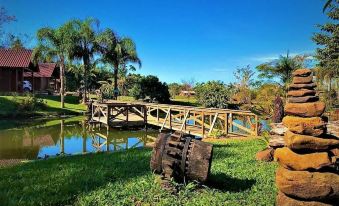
[282,116,326,136]
[292,69,312,77]
[331,148,339,157]
[276,167,339,200]
[293,75,313,84]
[269,135,285,148]
[328,120,339,137]
[285,131,339,151]
[256,148,274,162]
[287,89,316,97]
[288,96,319,103]
[270,123,288,135]
[274,147,333,171]
[289,83,317,90]
[284,102,326,117]
[276,192,335,206]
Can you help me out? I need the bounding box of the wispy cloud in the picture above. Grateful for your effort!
[248,50,315,63]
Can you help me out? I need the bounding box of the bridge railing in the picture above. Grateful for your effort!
[91,101,259,137]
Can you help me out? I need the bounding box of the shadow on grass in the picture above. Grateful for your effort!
[207,172,256,192]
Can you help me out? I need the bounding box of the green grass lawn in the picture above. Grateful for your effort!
[0,138,277,206]
[0,95,86,118]
[171,95,198,106]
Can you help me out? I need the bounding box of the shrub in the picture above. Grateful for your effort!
[129,75,170,103]
[168,83,183,98]
[15,94,46,112]
[194,81,229,108]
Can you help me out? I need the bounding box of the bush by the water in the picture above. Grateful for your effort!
[12,94,46,112]
[129,75,170,103]
[194,81,229,108]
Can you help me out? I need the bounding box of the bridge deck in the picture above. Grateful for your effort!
[90,101,259,138]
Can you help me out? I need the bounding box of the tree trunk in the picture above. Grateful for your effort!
[113,65,118,100]
[83,56,89,103]
[60,59,65,108]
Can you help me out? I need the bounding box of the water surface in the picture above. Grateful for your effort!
[0,117,158,160]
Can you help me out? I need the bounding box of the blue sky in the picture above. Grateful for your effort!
[1,0,328,84]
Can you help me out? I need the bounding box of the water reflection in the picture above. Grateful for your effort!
[0,117,158,160]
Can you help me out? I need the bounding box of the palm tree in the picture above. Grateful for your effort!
[32,23,77,108]
[256,52,303,86]
[97,29,141,99]
[68,18,99,103]
[323,0,337,12]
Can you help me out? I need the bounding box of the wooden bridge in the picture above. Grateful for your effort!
[91,101,259,138]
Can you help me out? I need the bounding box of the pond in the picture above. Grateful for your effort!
[0,116,159,160]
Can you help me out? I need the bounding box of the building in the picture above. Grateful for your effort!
[0,49,39,92]
[23,63,60,92]
[179,90,196,96]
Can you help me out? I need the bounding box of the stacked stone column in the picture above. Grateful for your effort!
[274,69,339,206]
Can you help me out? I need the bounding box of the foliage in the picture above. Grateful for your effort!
[32,22,78,108]
[0,95,85,117]
[323,0,337,12]
[253,83,284,117]
[97,29,141,98]
[232,66,257,109]
[259,131,271,147]
[7,93,46,112]
[210,129,226,138]
[256,52,304,86]
[0,138,277,206]
[194,81,229,108]
[0,7,16,47]
[129,75,170,103]
[98,79,115,99]
[168,83,183,98]
[67,18,101,102]
[312,1,339,108]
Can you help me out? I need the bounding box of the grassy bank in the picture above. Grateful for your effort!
[0,95,86,118]
[0,138,277,206]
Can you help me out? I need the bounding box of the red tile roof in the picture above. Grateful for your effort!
[23,63,57,78]
[0,49,33,68]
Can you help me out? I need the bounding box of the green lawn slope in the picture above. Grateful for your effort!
[0,138,277,206]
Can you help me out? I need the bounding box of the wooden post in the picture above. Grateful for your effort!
[106,105,109,125]
[144,105,147,128]
[157,105,159,125]
[230,113,233,133]
[126,106,129,122]
[169,108,172,130]
[202,112,205,138]
[225,113,229,135]
[185,110,188,131]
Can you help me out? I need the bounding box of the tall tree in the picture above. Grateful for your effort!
[323,0,338,12]
[68,18,100,102]
[0,7,16,47]
[32,23,77,108]
[233,65,256,108]
[313,0,338,107]
[97,29,141,99]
